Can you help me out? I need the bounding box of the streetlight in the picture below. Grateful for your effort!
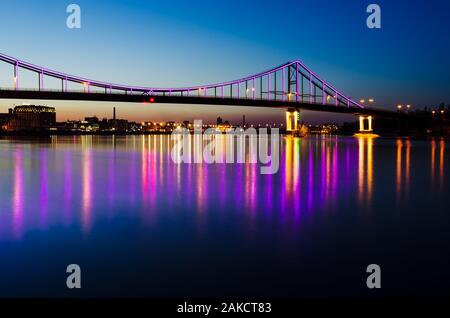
[360,98,375,106]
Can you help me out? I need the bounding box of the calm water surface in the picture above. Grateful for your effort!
[0,135,449,297]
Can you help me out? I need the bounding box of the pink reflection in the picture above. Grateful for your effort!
[196,163,206,232]
[439,139,445,190]
[82,148,93,234]
[306,141,314,213]
[40,150,48,229]
[293,138,300,218]
[244,162,257,216]
[321,138,326,203]
[142,136,149,206]
[108,152,116,207]
[325,142,331,204]
[63,151,73,224]
[332,140,338,205]
[129,149,137,204]
[12,148,24,239]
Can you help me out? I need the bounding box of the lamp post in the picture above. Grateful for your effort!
[359,98,375,107]
[397,104,412,113]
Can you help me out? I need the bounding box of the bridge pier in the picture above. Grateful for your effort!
[286,108,300,135]
[359,115,373,133]
[355,115,379,137]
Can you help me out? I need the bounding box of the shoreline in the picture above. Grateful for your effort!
[0,131,448,140]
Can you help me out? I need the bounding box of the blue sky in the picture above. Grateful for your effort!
[0,0,449,124]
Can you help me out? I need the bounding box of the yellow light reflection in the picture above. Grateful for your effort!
[396,139,403,198]
[431,139,436,183]
[367,137,373,202]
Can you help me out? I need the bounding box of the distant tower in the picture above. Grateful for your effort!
[113,107,116,121]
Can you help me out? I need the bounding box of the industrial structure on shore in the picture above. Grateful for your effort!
[0,105,56,131]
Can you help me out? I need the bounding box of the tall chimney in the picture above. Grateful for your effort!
[113,107,116,121]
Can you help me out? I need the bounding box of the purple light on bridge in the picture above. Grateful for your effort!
[252,78,256,100]
[0,51,363,109]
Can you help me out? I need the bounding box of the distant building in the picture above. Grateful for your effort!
[307,124,339,134]
[108,118,128,132]
[1,105,56,131]
[85,116,99,124]
[217,120,232,133]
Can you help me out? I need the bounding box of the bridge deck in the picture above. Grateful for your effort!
[0,89,407,118]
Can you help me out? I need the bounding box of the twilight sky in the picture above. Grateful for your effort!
[0,0,449,124]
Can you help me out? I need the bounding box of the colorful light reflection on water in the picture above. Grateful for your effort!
[0,135,449,297]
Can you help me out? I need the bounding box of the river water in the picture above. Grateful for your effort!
[0,135,449,297]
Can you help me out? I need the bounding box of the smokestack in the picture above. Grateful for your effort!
[113,107,116,121]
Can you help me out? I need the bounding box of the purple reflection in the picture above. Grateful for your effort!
[307,141,313,213]
[12,147,24,239]
[63,151,73,224]
[321,139,326,205]
[40,150,48,229]
[108,146,116,207]
[129,141,137,204]
[331,141,338,204]
[293,138,301,219]
[142,136,149,206]
[82,148,93,234]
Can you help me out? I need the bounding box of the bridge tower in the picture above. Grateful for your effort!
[286,108,300,134]
[359,115,373,133]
